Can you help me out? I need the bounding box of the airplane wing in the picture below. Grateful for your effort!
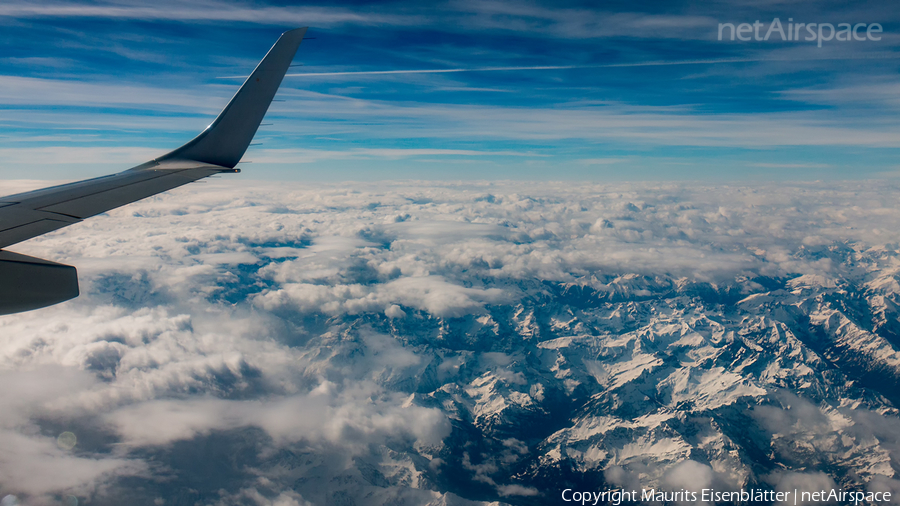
[0,27,307,315]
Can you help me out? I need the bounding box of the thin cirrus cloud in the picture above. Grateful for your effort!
[779,79,900,109]
[454,5,722,39]
[1,0,899,179]
[0,0,721,40]
[0,2,421,26]
[0,75,232,111]
[750,162,831,169]
[248,148,543,163]
[1,74,892,149]
[2,93,900,182]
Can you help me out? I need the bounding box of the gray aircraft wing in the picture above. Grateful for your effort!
[0,27,307,315]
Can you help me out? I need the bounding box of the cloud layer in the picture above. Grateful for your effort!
[1,179,900,504]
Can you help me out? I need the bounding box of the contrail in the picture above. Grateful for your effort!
[285,58,761,77]
[217,54,900,79]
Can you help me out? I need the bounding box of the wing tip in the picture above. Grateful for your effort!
[281,27,309,40]
[154,28,308,169]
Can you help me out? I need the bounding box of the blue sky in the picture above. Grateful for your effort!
[1,0,899,181]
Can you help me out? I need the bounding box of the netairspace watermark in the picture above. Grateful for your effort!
[718,18,883,47]
[560,487,893,505]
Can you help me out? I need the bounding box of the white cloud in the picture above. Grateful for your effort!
[1,179,900,503]
[106,392,450,449]
[663,460,714,491]
[0,429,144,497]
[252,275,507,317]
[0,368,146,498]
[497,484,538,496]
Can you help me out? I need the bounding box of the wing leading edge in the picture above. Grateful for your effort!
[0,28,307,314]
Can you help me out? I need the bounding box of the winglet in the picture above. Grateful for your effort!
[157,27,308,168]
